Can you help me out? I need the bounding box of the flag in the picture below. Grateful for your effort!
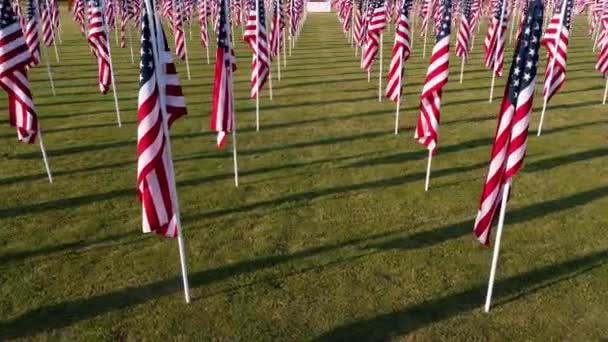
[596,0,608,74]
[414,0,451,154]
[354,0,364,45]
[73,0,86,34]
[24,0,40,67]
[484,0,508,76]
[474,0,543,245]
[244,0,269,98]
[420,0,433,37]
[541,0,573,101]
[105,0,116,30]
[455,0,472,59]
[198,0,208,47]
[173,0,186,59]
[361,0,386,71]
[87,0,113,94]
[138,0,185,238]
[120,0,127,48]
[210,0,237,149]
[386,0,411,102]
[269,0,285,58]
[41,0,53,46]
[0,0,38,143]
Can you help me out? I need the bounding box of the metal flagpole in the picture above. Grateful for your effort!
[537,0,567,136]
[99,0,123,127]
[256,0,261,131]
[378,32,383,101]
[508,6,517,43]
[424,150,432,191]
[603,78,608,104]
[459,56,465,83]
[394,88,400,134]
[144,0,191,303]
[128,19,135,63]
[38,130,53,183]
[36,0,56,95]
[484,181,511,312]
[283,22,287,67]
[489,0,508,103]
[276,0,281,80]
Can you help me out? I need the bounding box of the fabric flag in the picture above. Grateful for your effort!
[0,0,38,143]
[106,0,116,30]
[414,0,451,154]
[484,0,508,76]
[474,0,543,245]
[596,0,608,73]
[173,0,186,59]
[210,0,237,149]
[198,0,208,47]
[119,0,127,48]
[137,0,185,238]
[41,0,53,46]
[24,0,40,67]
[420,0,433,37]
[87,0,113,94]
[361,0,386,71]
[244,0,270,98]
[541,0,573,101]
[354,0,364,45]
[455,0,472,59]
[269,0,285,58]
[385,0,411,102]
[73,0,86,34]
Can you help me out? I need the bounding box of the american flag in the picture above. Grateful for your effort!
[541,0,572,101]
[0,0,38,143]
[198,0,208,47]
[244,0,269,99]
[210,0,236,149]
[24,0,40,67]
[340,0,353,32]
[105,0,116,30]
[455,0,472,59]
[385,0,411,102]
[595,0,608,51]
[119,0,127,48]
[41,0,53,46]
[474,0,543,245]
[12,0,25,33]
[270,0,285,58]
[470,0,482,30]
[354,0,364,45]
[137,0,185,238]
[361,0,386,71]
[87,0,112,94]
[414,0,451,154]
[484,0,508,77]
[72,0,86,34]
[173,0,186,59]
[420,0,433,37]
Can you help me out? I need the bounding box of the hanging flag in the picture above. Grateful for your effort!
[386,0,411,102]
[87,0,113,94]
[541,0,573,102]
[24,0,40,67]
[474,0,543,245]
[0,0,38,143]
[484,0,508,76]
[244,0,270,98]
[361,0,386,71]
[138,0,185,238]
[455,0,472,59]
[414,0,451,154]
[210,0,237,149]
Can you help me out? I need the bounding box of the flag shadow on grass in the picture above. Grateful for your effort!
[0,229,402,340]
[314,249,608,341]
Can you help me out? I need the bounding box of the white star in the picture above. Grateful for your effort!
[526,61,533,68]
[529,49,535,56]
[514,67,521,75]
[523,73,531,81]
[513,79,519,86]
[525,27,530,34]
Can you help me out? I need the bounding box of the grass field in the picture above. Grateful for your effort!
[1,8,607,340]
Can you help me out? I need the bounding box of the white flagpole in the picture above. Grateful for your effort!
[488,0,507,103]
[144,0,190,303]
[36,1,56,95]
[459,56,465,83]
[283,25,287,67]
[99,0,123,127]
[256,0,261,131]
[484,181,511,312]
[394,93,400,134]
[508,6,516,43]
[378,32,383,102]
[38,130,53,183]
[128,20,135,64]
[537,0,567,136]
[224,0,239,187]
[424,150,432,191]
[114,11,119,46]
[410,5,416,51]
[603,77,608,104]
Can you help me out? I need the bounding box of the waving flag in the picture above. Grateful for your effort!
[244,0,270,98]
[0,0,38,143]
[474,0,543,245]
[542,0,573,101]
[211,0,237,149]
[361,0,386,71]
[24,0,40,67]
[484,0,508,76]
[455,0,472,59]
[386,0,411,102]
[87,0,113,94]
[415,0,451,154]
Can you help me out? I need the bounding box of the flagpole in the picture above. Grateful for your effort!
[99,0,123,127]
[394,92,400,134]
[378,32,383,102]
[508,6,517,43]
[225,0,239,188]
[459,56,465,83]
[178,0,192,79]
[484,180,511,312]
[603,77,608,104]
[283,24,287,67]
[144,0,190,303]
[256,0,261,131]
[128,20,135,63]
[537,0,567,136]
[277,4,282,80]
[36,1,56,95]
[424,150,432,191]
[489,0,507,103]
[38,130,53,183]
[410,3,416,51]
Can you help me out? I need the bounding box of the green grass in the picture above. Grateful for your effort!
[1,9,607,340]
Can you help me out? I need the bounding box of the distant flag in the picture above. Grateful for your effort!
[541,0,573,102]
[105,0,116,30]
[198,0,208,48]
[270,0,285,58]
[386,0,411,102]
[24,0,40,67]
[41,0,54,46]
[72,0,86,34]
[474,0,543,245]
[484,0,508,76]
[87,0,112,94]
[455,0,473,59]
[244,0,270,98]
[0,0,38,143]
[361,0,386,71]
[354,0,364,45]
[173,0,186,59]
[210,0,237,149]
[415,0,451,154]
[120,0,128,48]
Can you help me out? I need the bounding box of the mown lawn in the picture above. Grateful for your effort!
[0,8,607,340]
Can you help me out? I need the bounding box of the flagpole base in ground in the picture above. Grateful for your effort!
[484,181,511,313]
[424,150,432,192]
